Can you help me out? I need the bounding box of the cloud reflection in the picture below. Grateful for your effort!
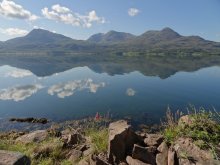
[126,88,136,96]
[5,69,33,78]
[48,79,105,98]
[0,84,43,101]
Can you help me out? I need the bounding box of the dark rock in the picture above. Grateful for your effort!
[9,117,48,124]
[108,120,142,164]
[15,130,48,144]
[67,149,82,162]
[144,134,163,147]
[156,142,168,165]
[126,156,151,165]
[132,144,156,165]
[0,150,30,165]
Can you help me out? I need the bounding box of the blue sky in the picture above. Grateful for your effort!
[0,0,220,41]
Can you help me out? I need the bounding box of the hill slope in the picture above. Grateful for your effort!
[0,28,220,56]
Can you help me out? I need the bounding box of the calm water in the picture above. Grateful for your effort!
[1,57,220,130]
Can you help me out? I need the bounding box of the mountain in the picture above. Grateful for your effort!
[87,30,135,43]
[132,27,181,45]
[0,28,220,56]
[4,29,74,45]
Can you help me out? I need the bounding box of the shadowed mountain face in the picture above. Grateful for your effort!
[87,30,136,43]
[0,28,220,55]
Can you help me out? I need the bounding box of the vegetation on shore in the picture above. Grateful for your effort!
[0,106,220,164]
[163,106,220,159]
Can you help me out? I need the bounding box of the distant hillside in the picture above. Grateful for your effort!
[88,30,135,43]
[0,28,220,56]
[5,29,74,45]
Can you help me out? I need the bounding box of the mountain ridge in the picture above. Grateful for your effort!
[0,28,220,56]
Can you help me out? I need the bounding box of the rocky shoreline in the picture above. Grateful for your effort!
[0,114,220,165]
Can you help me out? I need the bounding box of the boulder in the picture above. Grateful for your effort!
[132,144,156,165]
[67,149,82,162]
[174,138,220,165]
[108,120,141,164]
[61,130,85,147]
[0,150,30,165]
[15,130,48,144]
[156,142,168,165]
[144,134,163,147]
[126,156,151,165]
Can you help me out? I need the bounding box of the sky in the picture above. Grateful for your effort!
[0,0,220,41]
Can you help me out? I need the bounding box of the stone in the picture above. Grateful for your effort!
[156,142,168,165]
[144,133,163,147]
[83,147,94,157]
[78,159,90,165]
[168,149,177,165]
[108,120,141,164]
[178,115,192,126]
[67,149,82,162]
[126,156,151,165]
[15,130,48,144]
[0,150,31,165]
[9,117,48,124]
[174,138,220,165]
[62,131,85,147]
[132,144,156,165]
[90,154,110,165]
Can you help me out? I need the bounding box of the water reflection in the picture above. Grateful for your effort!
[48,79,105,98]
[126,88,136,96]
[0,84,43,101]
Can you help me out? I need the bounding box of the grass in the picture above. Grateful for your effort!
[85,127,109,154]
[0,137,71,165]
[0,120,109,165]
[162,106,220,159]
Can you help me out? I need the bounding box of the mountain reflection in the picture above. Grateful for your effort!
[1,55,220,79]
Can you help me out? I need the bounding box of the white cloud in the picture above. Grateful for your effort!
[52,4,70,14]
[48,79,105,98]
[0,84,43,102]
[126,88,136,96]
[0,0,38,20]
[5,68,33,78]
[128,8,140,17]
[41,4,105,28]
[0,27,28,36]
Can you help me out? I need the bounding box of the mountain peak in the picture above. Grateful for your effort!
[88,30,135,43]
[161,27,175,32]
[5,28,73,45]
[27,29,56,37]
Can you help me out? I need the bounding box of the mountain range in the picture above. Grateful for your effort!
[0,27,220,56]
